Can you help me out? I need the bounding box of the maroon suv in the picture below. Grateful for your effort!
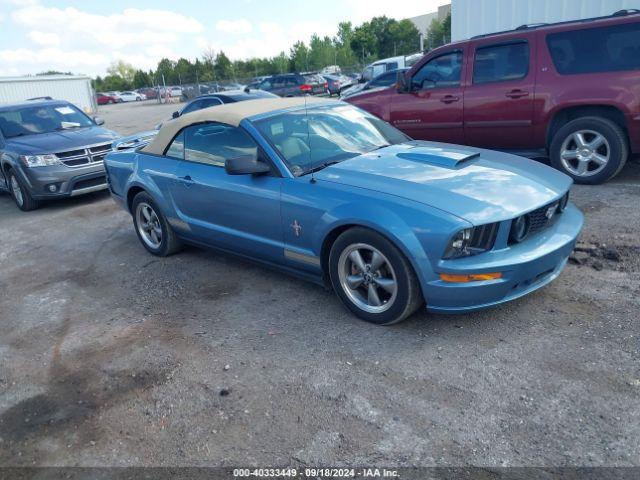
[346,10,640,184]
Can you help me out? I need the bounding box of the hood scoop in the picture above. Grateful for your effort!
[396,146,479,169]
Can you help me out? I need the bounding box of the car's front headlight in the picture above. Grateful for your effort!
[20,154,61,168]
[443,223,499,259]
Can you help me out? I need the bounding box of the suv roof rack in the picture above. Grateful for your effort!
[471,9,640,39]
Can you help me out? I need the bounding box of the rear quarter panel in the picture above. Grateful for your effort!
[533,23,640,151]
[104,150,177,215]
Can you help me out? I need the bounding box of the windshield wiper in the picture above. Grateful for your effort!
[301,160,342,176]
[370,143,391,151]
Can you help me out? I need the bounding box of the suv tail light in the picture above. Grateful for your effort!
[300,84,313,92]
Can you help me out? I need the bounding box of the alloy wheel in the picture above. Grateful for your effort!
[560,129,610,177]
[136,202,162,249]
[338,243,398,314]
[10,175,23,207]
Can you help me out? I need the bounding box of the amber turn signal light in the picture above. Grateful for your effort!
[439,272,502,283]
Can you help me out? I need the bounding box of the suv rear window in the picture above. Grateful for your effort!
[547,22,640,75]
[473,42,529,84]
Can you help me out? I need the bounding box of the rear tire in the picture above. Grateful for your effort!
[329,227,423,325]
[550,116,628,184]
[7,169,39,211]
[131,191,181,256]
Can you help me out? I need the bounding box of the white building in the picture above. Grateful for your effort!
[408,4,452,35]
[452,0,639,41]
[0,75,97,113]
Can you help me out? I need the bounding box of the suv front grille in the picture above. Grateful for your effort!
[56,143,112,167]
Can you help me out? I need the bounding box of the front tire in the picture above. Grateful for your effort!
[131,192,181,256]
[329,227,423,325]
[550,116,628,184]
[7,169,39,211]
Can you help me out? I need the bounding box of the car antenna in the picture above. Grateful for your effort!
[304,94,316,184]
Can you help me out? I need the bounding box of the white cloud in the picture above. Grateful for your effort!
[0,47,108,76]
[27,31,60,47]
[2,5,203,76]
[215,19,252,34]
[343,0,445,24]
[197,20,337,60]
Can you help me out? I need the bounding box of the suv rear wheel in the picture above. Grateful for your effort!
[550,117,628,184]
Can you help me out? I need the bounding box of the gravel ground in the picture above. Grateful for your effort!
[0,101,638,468]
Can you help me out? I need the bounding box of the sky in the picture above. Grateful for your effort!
[0,0,446,78]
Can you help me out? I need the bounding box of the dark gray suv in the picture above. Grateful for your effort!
[0,100,120,211]
[258,74,327,97]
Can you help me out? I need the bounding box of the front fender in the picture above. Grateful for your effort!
[312,201,439,289]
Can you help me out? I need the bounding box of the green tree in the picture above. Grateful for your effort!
[426,14,451,50]
[334,22,357,68]
[351,24,377,64]
[107,60,136,84]
[214,51,233,80]
[132,70,152,88]
[387,19,420,56]
[155,58,177,85]
[290,41,309,72]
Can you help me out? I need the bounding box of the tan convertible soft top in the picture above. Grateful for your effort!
[142,96,334,155]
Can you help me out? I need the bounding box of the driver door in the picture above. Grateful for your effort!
[389,49,466,144]
[167,123,284,263]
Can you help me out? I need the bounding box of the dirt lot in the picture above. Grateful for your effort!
[0,100,639,468]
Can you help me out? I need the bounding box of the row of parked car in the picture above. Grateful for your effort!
[1,9,638,216]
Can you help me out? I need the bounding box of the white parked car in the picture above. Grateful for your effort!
[168,86,183,97]
[118,91,146,102]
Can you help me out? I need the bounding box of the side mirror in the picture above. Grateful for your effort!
[225,155,271,175]
[172,111,180,119]
[93,116,105,125]
[358,76,366,84]
[396,72,409,93]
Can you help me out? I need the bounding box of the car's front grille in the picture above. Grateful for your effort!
[56,143,112,167]
[89,144,112,154]
[73,175,107,191]
[528,201,559,234]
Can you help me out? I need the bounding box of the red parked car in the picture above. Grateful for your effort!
[96,92,119,105]
[346,9,640,184]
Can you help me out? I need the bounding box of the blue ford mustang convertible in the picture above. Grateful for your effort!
[104,97,583,325]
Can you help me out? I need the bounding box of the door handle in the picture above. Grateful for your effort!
[506,89,529,98]
[440,95,460,104]
[179,175,194,186]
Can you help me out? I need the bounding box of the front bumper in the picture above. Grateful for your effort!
[18,162,108,199]
[424,204,584,313]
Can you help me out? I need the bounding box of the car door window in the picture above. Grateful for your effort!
[183,123,258,168]
[166,131,185,159]
[370,71,397,87]
[412,51,463,90]
[473,42,529,84]
[285,76,299,87]
[181,100,202,115]
[385,62,398,71]
[199,97,223,109]
[547,22,640,74]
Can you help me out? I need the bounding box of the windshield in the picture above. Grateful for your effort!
[254,104,410,176]
[0,104,94,138]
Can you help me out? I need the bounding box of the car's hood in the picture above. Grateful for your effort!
[316,141,572,224]
[5,127,121,155]
[340,83,366,97]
